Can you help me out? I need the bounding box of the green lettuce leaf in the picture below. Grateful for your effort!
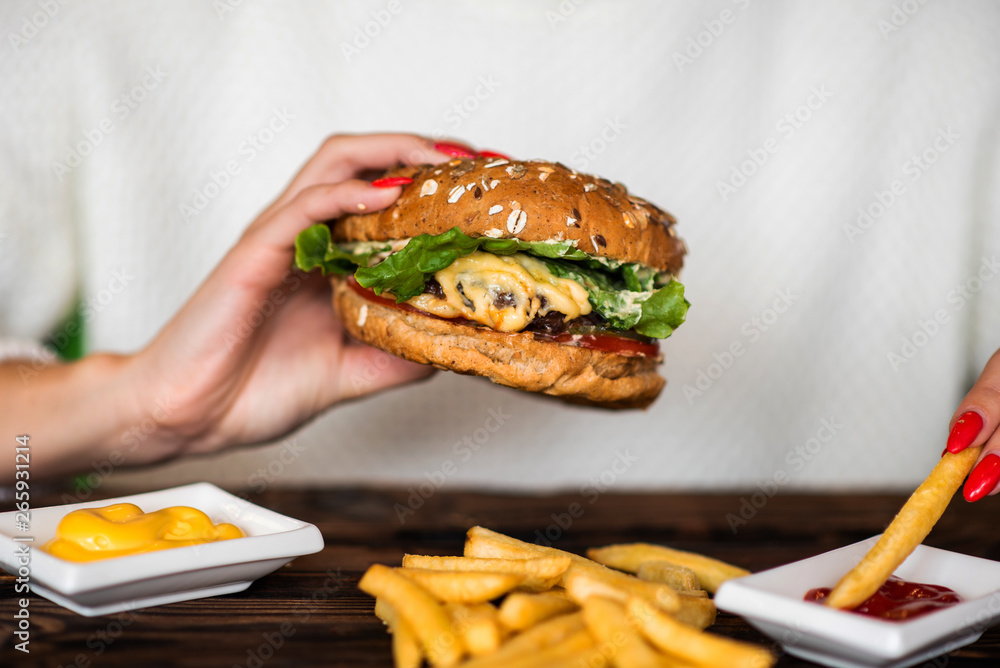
[542,259,687,337]
[294,225,389,275]
[634,280,688,338]
[293,224,689,338]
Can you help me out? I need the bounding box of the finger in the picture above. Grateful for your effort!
[335,344,434,401]
[433,139,478,159]
[273,133,450,209]
[241,178,395,263]
[196,179,395,315]
[947,349,1000,454]
[964,431,1000,501]
[956,350,1000,501]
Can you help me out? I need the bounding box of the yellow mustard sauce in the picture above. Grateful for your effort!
[42,503,245,562]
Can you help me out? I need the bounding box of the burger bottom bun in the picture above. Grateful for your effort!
[332,279,665,409]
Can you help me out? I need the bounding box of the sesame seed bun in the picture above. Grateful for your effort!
[333,279,665,408]
[332,158,685,274]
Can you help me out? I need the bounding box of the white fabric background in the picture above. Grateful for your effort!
[1,1,999,492]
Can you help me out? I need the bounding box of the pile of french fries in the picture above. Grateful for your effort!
[358,526,775,668]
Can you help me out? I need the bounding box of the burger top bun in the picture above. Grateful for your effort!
[332,158,686,275]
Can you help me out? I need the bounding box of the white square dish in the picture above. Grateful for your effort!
[715,535,1000,668]
[0,482,324,617]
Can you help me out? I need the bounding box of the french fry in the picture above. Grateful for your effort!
[480,629,602,668]
[582,596,673,668]
[543,587,571,599]
[373,596,396,625]
[563,566,683,615]
[825,446,982,609]
[587,544,749,594]
[374,598,423,668]
[533,645,610,668]
[674,592,716,631]
[393,616,422,668]
[627,597,775,668]
[402,554,571,591]
[464,528,682,613]
[457,612,586,668]
[397,568,524,604]
[465,526,581,562]
[636,560,701,591]
[498,592,579,631]
[359,564,464,666]
[447,603,503,656]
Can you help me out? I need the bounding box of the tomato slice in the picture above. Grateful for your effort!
[346,276,660,358]
[532,331,660,358]
[347,276,449,318]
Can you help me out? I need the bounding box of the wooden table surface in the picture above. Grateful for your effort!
[3,486,1000,667]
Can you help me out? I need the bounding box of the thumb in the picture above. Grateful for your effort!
[336,343,435,401]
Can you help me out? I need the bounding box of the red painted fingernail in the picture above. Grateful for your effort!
[478,150,511,160]
[947,411,984,453]
[371,177,414,188]
[964,453,1000,502]
[434,142,476,159]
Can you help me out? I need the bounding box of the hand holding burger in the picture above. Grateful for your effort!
[297,154,689,408]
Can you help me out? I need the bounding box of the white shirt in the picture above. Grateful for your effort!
[2,1,999,493]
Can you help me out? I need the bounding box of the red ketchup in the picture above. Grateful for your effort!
[805,577,962,621]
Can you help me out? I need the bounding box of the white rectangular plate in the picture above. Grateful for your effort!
[715,535,1000,668]
[0,482,324,616]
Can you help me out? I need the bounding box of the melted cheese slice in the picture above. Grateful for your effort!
[406,251,592,332]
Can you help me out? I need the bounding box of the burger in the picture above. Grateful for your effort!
[295,157,688,408]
